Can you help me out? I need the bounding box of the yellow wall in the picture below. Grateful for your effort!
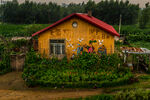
[38,17,114,59]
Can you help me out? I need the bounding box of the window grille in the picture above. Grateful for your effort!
[50,39,65,55]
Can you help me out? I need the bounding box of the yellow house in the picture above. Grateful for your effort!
[32,13,120,59]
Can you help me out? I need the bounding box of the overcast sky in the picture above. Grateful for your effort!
[17,0,149,8]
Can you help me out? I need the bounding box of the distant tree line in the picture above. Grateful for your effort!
[0,0,141,25]
[139,2,150,28]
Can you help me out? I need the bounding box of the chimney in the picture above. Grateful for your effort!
[88,11,92,17]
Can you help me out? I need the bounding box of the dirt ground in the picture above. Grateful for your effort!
[0,72,102,100]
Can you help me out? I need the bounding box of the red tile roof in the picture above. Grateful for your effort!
[32,13,120,37]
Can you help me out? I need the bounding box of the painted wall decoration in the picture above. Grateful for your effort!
[68,43,74,48]
[76,38,84,55]
[97,39,107,54]
[66,39,74,48]
[78,38,84,43]
[72,49,76,52]
[87,44,95,53]
[71,53,75,60]
[72,38,107,57]
[88,39,97,53]
[77,44,83,55]
[76,39,97,54]
[66,39,71,42]
[98,45,107,54]
[98,40,104,45]
[89,39,97,44]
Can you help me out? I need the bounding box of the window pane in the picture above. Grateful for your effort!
[50,44,53,54]
[57,44,61,54]
[50,39,65,55]
[54,45,57,54]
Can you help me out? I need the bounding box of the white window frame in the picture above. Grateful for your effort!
[49,39,65,55]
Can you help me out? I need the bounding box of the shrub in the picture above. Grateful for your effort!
[115,89,150,100]
[0,53,11,75]
[23,24,45,36]
[67,89,150,100]
[11,39,29,48]
[69,52,99,70]
[69,52,123,71]
[67,94,115,100]
[22,50,133,87]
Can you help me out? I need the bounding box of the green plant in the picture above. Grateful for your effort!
[22,50,133,88]
[11,39,29,48]
[115,89,150,100]
[66,94,115,100]
[0,53,11,75]
[69,52,99,70]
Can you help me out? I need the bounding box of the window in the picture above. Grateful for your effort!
[50,39,65,55]
[72,21,78,28]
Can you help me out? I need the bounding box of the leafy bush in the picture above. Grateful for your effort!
[69,52,99,70]
[69,52,123,71]
[11,39,29,48]
[114,25,150,43]
[67,94,115,100]
[22,51,133,87]
[0,53,11,75]
[127,34,150,42]
[113,25,150,36]
[67,89,150,100]
[115,89,150,100]
[23,24,47,36]
[138,75,150,80]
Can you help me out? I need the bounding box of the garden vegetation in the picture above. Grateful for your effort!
[22,49,133,88]
[0,41,11,75]
[115,89,150,100]
[67,89,150,100]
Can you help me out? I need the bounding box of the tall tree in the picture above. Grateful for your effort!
[139,4,150,28]
[84,0,96,15]
[1,0,140,25]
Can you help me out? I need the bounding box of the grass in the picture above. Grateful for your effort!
[130,41,150,50]
[0,23,49,37]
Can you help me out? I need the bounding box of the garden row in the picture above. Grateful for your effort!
[22,49,133,88]
[68,89,150,100]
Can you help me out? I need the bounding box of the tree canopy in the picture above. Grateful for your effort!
[139,4,150,28]
[0,0,140,25]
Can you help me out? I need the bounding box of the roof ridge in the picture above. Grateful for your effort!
[32,13,120,37]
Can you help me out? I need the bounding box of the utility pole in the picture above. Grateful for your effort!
[119,14,122,34]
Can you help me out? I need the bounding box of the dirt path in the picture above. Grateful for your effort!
[0,72,103,100]
[0,89,102,100]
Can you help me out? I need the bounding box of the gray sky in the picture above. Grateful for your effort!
[17,0,150,8]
